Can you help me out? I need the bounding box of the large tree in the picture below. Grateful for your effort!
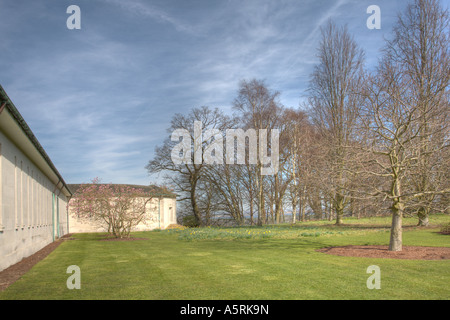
[146,106,234,226]
[233,79,282,225]
[358,0,449,251]
[384,0,450,226]
[360,25,448,252]
[308,20,366,224]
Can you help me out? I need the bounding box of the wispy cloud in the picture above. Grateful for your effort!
[302,0,348,45]
[100,0,201,35]
[0,0,409,185]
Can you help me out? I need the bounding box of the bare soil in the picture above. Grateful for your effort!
[317,245,450,260]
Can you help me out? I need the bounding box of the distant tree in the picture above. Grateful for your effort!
[274,108,310,223]
[69,178,157,238]
[203,162,247,225]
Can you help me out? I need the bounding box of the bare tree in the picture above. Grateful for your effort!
[280,108,316,223]
[282,108,308,223]
[361,53,448,251]
[146,106,234,226]
[233,79,282,225]
[308,20,366,224]
[203,163,246,225]
[384,0,450,226]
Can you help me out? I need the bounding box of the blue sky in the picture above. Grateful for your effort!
[0,0,426,185]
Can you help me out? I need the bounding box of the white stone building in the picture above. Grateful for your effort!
[67,184,177,233]
[0,85,72,272]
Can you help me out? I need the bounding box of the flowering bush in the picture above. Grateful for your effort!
[69,178,157,238]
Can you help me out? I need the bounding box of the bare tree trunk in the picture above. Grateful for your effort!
[292,200,297,224]
[274,175,280,224]
[249,195,254,225]
[389,154,405,251]
[334,193,345,225]
[389,201,404,251]
[417,207,430,226]
[300,202,305,222]
[190,176,202,226]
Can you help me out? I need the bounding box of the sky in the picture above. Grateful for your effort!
[0,0,439,186]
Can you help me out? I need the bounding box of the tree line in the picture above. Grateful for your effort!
[147,0,449,251]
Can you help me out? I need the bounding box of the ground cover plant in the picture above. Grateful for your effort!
[0,216,449,300]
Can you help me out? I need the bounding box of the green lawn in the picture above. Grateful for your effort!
[1,215,449,300]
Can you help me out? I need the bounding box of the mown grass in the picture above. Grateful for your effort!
[0,215,449,300]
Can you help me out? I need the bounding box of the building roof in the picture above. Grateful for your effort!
[67,183,177,198]
[0,85,72,197]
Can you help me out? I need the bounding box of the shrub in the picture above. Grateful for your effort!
[182,215,200,227]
